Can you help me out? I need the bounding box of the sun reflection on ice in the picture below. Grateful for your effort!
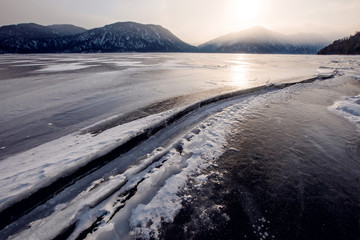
[229,56,251,88]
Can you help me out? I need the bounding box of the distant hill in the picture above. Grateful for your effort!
[0,22,333,54]
[318,32,360,55]
[0,22,197,53]
[0,23,61,39]
[46,24,87,36]
[58,22,197,53]
[198,26,330,54]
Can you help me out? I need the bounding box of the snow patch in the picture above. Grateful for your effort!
[36,63,94,72]
[107,61,144,67]
[195,174,209,184]
[328,95,360,126]
[129,117,229,239]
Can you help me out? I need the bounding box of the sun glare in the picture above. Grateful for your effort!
[228,0,262,23]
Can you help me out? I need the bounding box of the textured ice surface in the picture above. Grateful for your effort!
[327,60,360,126]
[1,54,360,240]
[97,77,360,240]
[128,121,228,239]
[329,95,360,126]
[96,77,353,239]
[10,174,127,240]
[0,53,354,160]
[36,63,94,72]
[0,109,176,212]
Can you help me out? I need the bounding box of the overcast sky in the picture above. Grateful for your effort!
[1,0,359,44]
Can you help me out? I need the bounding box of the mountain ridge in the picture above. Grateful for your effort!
[0,23,61,39]
[318,31,360,55]
[198,26,330,54]
[0,22,197,53]
[0,22,332,54]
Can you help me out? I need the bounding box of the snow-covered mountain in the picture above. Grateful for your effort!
[0,23,331,54]
[0,22,197,53]
[60,22,197,53]
[198,26,330,54]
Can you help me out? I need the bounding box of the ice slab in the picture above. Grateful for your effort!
[0,109,176,212]
[329,95,360,126]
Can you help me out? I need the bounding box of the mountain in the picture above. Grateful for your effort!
[46,24,87,36]
[318,31,360,55]
[57,22,197,53]
[198,26,330,54]
[0,22,197,53]
[0,23,61,39]
[0,23,332,54]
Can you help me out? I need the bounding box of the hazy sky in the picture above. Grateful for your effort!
[1,0,359,44]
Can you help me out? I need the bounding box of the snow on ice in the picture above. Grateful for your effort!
[36,62,94,72]
[0,109,177,212]
[329,95,360,126]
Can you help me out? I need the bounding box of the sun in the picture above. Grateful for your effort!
[228,0,262,23]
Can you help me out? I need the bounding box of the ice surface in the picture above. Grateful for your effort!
[6,75,360,240]
[11,174,127,240]
[327,59,360,126]
[1,54,360,239]
[93,79,332,239]
[316,67,336,79]
[0,53,351,160]
[328,95,360,126]
[103,75,360,240]
[104,61,144,66]
[0,109,176,212]
[10,104,230,239]
[36,63,94,72]
[129,121,228,239]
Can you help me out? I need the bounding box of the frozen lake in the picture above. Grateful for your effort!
[0,53,336,159]
[0,53,359,240]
